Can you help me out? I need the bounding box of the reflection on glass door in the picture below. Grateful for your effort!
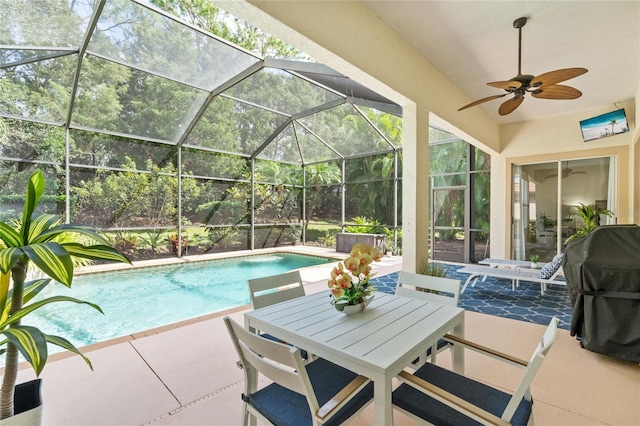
[431,187,466,262]
[512,157,615,262]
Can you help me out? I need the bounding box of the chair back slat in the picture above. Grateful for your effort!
[248,270,305,309]
[396,271,461,306]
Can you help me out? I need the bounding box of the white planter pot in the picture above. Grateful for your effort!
[334,295,374,315]
[0,379,43,426]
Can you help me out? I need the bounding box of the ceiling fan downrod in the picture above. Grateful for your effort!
[514,17,527,77]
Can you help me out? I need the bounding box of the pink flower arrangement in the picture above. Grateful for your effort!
[328,244,383,306]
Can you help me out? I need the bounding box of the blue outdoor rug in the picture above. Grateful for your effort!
[370,266,573,330]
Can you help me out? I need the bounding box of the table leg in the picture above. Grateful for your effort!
[373,373,394,425]
[452,315,465,374]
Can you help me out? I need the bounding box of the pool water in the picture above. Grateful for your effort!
[26,253,332,348]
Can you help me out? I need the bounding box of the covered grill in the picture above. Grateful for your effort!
[562,225,640,362]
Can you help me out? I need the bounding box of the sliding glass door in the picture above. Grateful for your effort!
[512,157,615,262]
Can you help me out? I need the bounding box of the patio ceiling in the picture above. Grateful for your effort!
[0,0,401,166]
[363,1,638,125]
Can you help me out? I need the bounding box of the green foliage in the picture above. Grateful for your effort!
[418,259,449,278]
[72,157,202,232]
[138,230,165,254]
[305,224,340,246]
[565,203,614,244]
[0,171,131,419]
[428,135,490,248]
[345,216,387,234]
[0,0,408,263]
[196,200,248,225]
[345,153,397,226]
[151,0,312,60]
[303,162,342,230]
[530,254,540,263]
[0,0,412,264]
[206,226,246,249]
[527,221,538,243]
[537,213,556,230]
[318,233,337,247]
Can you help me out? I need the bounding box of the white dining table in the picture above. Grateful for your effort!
[244,290,465,425]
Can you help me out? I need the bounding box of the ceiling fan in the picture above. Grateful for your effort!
[543,164,587,181]
[458,17,588,116]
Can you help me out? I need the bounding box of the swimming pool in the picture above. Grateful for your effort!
[26,253,333,349]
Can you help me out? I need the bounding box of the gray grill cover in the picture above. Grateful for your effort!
[562,225,640,362]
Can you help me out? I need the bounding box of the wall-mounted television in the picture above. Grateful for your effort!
[580,108,629,142]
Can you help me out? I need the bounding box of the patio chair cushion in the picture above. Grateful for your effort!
[248,358,373,426]
[392,362,532,426]
[540,253,563,279]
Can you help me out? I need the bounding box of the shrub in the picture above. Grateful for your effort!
[418,259,449,278]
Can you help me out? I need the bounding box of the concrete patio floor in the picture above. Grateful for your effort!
[11,247,640,425]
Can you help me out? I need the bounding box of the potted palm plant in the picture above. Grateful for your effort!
[0,170,131,424]
[565,202,614,244]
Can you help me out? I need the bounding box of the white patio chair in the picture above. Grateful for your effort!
[393,317,560,426]
[224,316,373,426]
[396,271,461,364]
[248,270,305,309]
[247,270,309,359]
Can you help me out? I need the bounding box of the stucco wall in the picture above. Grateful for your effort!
[496,103,635,256]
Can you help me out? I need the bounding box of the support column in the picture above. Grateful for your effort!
[402,103,430,272]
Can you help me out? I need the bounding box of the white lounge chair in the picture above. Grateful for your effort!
[458,264,565,295]
[479,258,546,269]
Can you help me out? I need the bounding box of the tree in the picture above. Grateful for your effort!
[303,162,342,229]
[150,0,311,60]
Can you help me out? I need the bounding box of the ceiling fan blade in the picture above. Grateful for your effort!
[458,94,508,111]
[498,96,524,115]
[531,84,582,100]
[487,80,522,91]
[530,68,588,87]
[545,169,588,180]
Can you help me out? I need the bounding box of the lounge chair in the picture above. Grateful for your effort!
[458,262,565,295]
[479,258,546,269]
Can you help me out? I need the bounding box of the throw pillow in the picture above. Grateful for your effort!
[539,253,563,279]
